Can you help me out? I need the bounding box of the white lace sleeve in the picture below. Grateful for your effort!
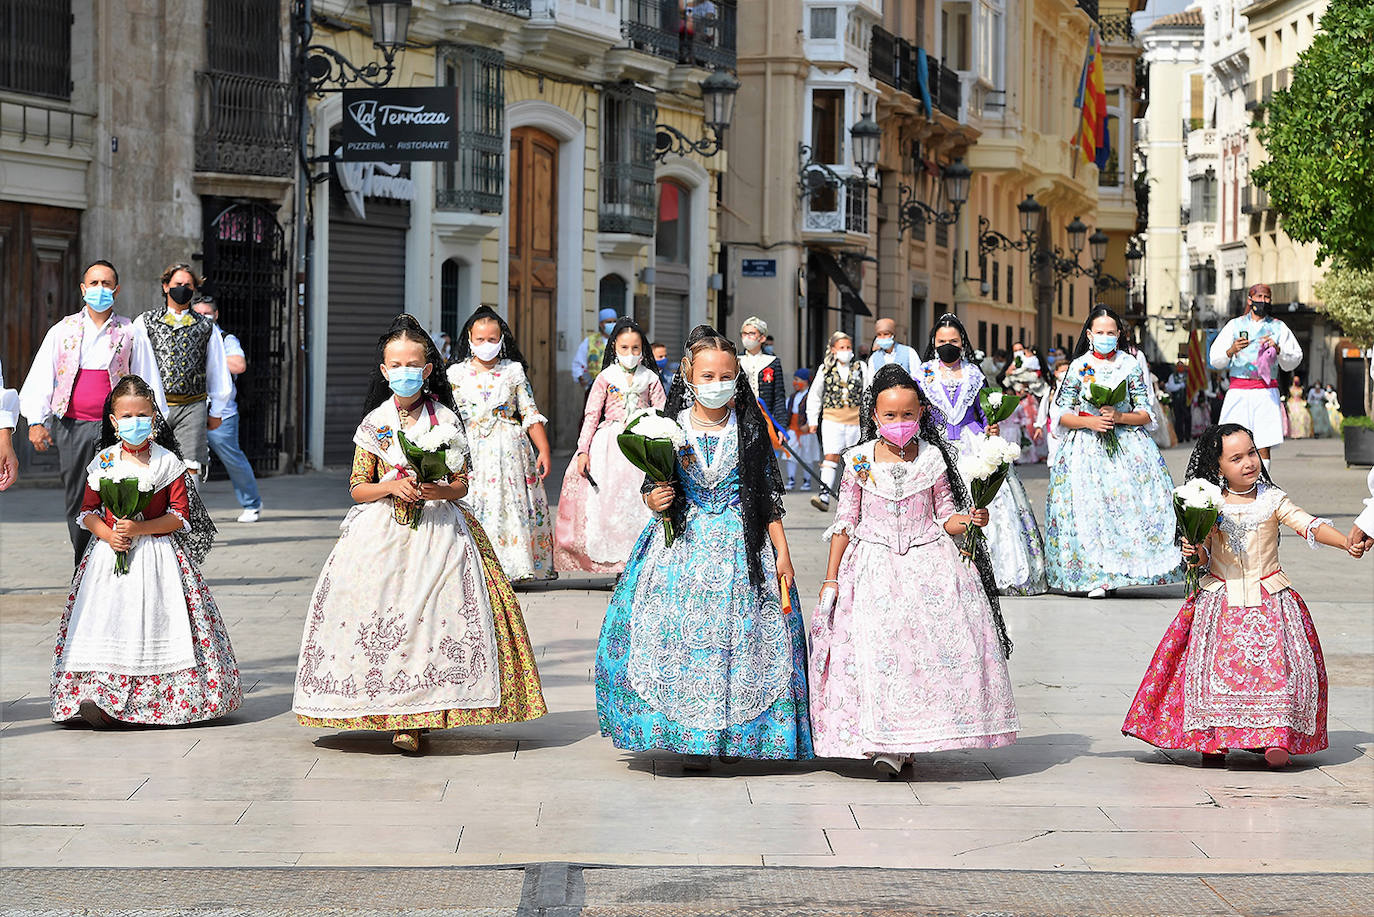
[1304,517,1332,549]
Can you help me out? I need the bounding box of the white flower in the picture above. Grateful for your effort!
[413,423,461,452]
[627,410,687,449]
[444,447,467,474]
[988,392,1004,409]
[974,349,986,362]
[1174,477,1224,509]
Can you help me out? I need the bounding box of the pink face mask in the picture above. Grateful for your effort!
[878,420,920,449]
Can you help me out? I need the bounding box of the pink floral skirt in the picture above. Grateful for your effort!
[1122,586,1327,755]
[51,541,242,726]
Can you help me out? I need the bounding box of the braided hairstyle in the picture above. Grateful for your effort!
[452,306,529,372]
[859,363,1012,658]
[600,317,664,390]
[663,325,785,593]
[923,312,980,365]
[363,314,459,415]
[98,374,217,564]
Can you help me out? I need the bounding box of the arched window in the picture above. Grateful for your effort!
[441,258,465,340]
[599,274,628,316]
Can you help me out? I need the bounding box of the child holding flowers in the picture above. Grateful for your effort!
[809,365,1017,777]
[554,317,666,574]
[1122,424,1357,767]
[292,315,545,754]
[447,306,555,581]
[1044,307,1181,597]
[596,325,813,767]
[916,313,1047,596]
[51,374,239,728]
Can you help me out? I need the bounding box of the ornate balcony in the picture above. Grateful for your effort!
[194,70,292,177]
[622,0,680,61]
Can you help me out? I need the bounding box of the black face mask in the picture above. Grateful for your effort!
[168,284,194,305]
[936,343,963,364]
[1249,299,1268,318]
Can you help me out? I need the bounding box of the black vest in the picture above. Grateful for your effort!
[143,309,214,397]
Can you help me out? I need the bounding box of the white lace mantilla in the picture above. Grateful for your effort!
[919,360,984,426]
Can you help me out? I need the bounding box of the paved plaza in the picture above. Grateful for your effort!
[1,438,1371,909]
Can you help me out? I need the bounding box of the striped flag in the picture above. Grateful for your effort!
[1186,328,1208,401]
[1072,29,1109,168]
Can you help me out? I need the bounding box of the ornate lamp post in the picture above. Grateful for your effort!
[654,69,741,161]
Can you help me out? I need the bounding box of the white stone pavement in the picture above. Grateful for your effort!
[0,439,1370,871]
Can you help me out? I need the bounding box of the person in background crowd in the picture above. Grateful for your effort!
[764,334,777,356]
[738,317,789,440]
[867,317,919,378]
[0,360,18,490]
[1286,375,1313,439]
[1307,381,1333,438]
[20,260,168,563]
[785,368,818,491]
[651,341,675,390]
[572,308,619,393]
[1165,362,1190,442]
[137,263,233,486]
[439,332,454,364]
[192,296,263,523]
[805,331,869,512]
[1209,283,1302,467]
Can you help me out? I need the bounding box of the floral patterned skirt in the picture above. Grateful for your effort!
[1122,587,1327,754]
[50,539,242,725]
[466,425,555,581]
[297,506,547,731]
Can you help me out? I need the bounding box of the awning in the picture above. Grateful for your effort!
[810,250,872,316]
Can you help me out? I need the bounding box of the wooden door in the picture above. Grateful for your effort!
[508,127,558,426]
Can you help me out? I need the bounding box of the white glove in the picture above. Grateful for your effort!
[818,585,837,616]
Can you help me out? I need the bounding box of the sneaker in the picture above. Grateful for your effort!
[799,483,811,491]
[236,507,261,524]
[1086,586,1108,599]
[810,495,830,512]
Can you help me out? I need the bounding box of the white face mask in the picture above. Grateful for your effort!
[741,333,761,352]
[617,353,642,371]
[471,337,502,362]
[690,379,735,409]
[835,350,854,365]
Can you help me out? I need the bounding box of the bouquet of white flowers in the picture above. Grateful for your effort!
[397,423,468,529]
[1173,477,1225,596]
[955,434,1021,564]
[88,466,156,575]
[1082,378,1130,457]
[979,387,1019,426]
[619,409,687,547]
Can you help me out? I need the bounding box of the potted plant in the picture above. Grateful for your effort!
[1314,266,1374,466]
[1343,416,1374,466]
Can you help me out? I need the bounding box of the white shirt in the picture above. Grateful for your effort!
[19,310,169,425]
[868,343,918,379]
[1208,314,1302,377]
[219,330,243,419]
[133,308,234,418]
[571,333,607,387]
[0,360,19,429]
[805,361,868,427]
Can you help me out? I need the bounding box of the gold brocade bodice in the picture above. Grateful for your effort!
[1201,486,1322,608]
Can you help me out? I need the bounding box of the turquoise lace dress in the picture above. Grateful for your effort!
[595,413,814,759]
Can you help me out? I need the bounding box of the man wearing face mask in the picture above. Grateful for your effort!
[866,317,918,379]
[572,308,619,393]
[805,330,869,511]
[19,260,167,563]
[738,316,789,441]
[1209,283,1303,463]
[134,263,233,484]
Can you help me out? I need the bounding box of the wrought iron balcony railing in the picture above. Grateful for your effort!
[450,0,531,16]
[1099,12,1133,43]
[0,0,72,100]
[194,70,292,177]
[622,0,680,61]
[1077,0,1099,21]
[680,0,736,70]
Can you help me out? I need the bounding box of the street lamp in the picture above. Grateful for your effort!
[897,158,970,239]
[1016,194,1042,240]
[850,109,882,179]
[303,0,413,92]
[1066,216,1088,258]
[655,68,740,161]
[1089,228,1110,267]
[1125,240,1144,279]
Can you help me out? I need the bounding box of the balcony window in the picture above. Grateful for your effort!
[975,0,1004,89]
[0,0,72,99]
[195,0,290,176]
[810,88,845,165]
[940,2,971,72]
[871,26,897,88]
[810,6,837,39]
[656,181,691,263]
[1190,171,1218,223]
[207,0,279,79]
[681,0,736,70]
[845,178,869,235]
[437,46,506,214]
[623,0,680,61]
[600,83,657,236]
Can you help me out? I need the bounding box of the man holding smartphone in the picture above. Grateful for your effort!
[1208,283,1303,465]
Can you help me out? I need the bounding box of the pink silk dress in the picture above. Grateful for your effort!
[554,364,666,574]
[1122,485,1331,755]
[809,442,1019,757]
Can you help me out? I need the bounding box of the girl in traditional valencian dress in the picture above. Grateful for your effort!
[805,331,868,512]
[447,307,555,581]
[1044,307,1181,597]
[1285,377,1313,439]
[810,364,1018,777]
[554,318,667,574]
[1122,424,1356,767]
[51,375,240,728]
[596,326,813,768]
[916,314,1047,597]
[293,316,545,754]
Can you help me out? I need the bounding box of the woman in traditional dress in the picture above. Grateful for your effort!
[916,314,1047,597]
[596,326,813,768]
[1324,386,1344,432]
[1044,306,1182,597]
[805,331,869,512]
[447,307,555,581]
[51,374,239,727]
[1122,424,1356,767]
[809,364,1018,777]
[1285,377,1313,439]
[293,315,545,754]
[1307,383,1333,438]
[554,318,666,574]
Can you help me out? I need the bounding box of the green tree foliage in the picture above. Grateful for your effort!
[1314,264,1374,413]
[1252,0,1374,270]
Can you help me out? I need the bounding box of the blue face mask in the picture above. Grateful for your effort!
[875,336,895,352]
[656,358,668,370]
[1092,333,1118,355]
[387,366,426,398]
[117,416,154,447]
[83,286,115,313]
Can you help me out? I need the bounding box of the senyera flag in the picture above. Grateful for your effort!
[1187,328,1208,401]
[1072,28,1108,168]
